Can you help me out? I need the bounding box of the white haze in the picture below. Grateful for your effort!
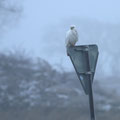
[0,0,120,80]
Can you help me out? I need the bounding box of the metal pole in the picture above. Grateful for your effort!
[85,47,96,120]
[88,75,95,120]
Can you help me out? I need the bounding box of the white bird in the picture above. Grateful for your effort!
[65,25,78,48]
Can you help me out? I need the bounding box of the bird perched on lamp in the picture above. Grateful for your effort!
[65,25,78,48]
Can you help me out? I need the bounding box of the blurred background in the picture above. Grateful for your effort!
[0,0,120,120]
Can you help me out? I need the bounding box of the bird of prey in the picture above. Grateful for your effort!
[65,25,78,48]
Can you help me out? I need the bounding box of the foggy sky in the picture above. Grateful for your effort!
[1,0,120,75]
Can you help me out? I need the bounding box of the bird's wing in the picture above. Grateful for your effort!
[72,29,78,42]
[65,30,71,46]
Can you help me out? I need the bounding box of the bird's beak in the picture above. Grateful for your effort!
[70,27,74,30]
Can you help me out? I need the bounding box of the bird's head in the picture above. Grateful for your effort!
[70,25,76,30]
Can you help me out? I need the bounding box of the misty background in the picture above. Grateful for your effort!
[0,0,120,120]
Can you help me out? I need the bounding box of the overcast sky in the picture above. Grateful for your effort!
[1,0,120,71]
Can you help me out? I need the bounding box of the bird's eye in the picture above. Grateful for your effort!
[71,27,74,29]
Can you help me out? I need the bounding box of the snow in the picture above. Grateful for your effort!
[0,85,8,90]
[57,94,68,99]
[45,87,57,92]
[74,88,82,95]
[101,104,111,111]
[8,95,14,101]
